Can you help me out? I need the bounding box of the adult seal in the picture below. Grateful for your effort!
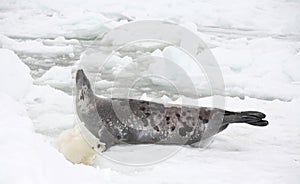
[75,69,268,151]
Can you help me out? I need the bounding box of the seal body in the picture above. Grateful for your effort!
[75,70,268,151]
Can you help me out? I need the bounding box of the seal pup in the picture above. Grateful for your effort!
[75,69,268,151]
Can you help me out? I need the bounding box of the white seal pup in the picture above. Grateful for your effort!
[75,69,268,151]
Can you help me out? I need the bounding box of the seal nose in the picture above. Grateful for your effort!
[76,69,91,89]
[76,69,86,83]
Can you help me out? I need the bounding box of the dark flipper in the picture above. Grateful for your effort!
[222,110,269,127]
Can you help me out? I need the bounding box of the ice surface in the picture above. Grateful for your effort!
[0,35,74,56]
[1,0,300,38]
[0,0,300,183]
[212,37,300,101]
[35,66,74,89]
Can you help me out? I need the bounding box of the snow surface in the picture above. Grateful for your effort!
[0,0,300,184]
[0,49,33,100]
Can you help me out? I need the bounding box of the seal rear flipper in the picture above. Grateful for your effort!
[223,110,269,127]
[246,120,268,126]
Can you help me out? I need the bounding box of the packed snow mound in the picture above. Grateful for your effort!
[0,49,33,100]
[0,91,107,183]
[24,85,74,134]
[0,93,49,184]
[56,125,97,165]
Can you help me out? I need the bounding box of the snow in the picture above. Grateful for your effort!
[24,85,74,135]
[0,0,300,184]
[0,48,33,100]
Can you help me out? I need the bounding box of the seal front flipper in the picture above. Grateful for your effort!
[97,126,116,151]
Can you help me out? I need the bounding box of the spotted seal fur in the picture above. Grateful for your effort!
[75,69,268,151]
